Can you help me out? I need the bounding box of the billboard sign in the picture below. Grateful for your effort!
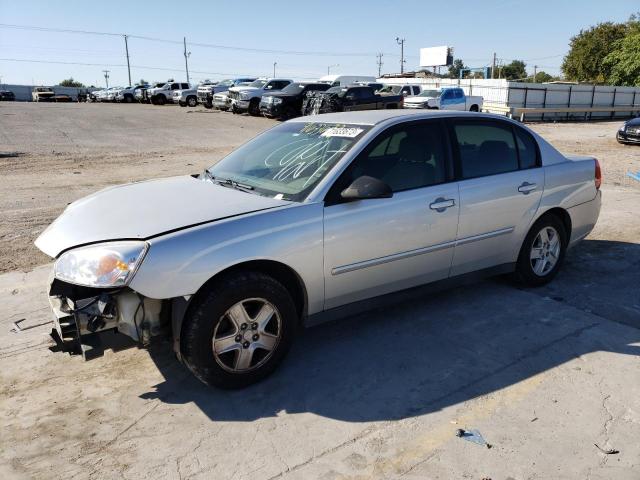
[419,46,453,67]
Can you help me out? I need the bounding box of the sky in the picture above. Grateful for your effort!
[0,0,637,87]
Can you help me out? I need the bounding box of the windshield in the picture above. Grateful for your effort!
[207,122,371,201]
[248,79,268,88]
[280,83,306,94]
[218,79,233,87]
[418,89,441,97]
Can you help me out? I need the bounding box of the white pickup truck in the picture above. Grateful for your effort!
[228,78,293,115]
[148,81,190,105]
[403,87,483,112]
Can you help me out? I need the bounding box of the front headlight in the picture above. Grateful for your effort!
[239,91,251,99]
[54,241,148,287]
[273,98,282,105]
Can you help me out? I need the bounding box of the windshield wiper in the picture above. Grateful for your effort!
[202,170,255,193]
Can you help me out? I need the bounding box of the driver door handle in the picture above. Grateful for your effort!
[518,182,537,194]
[429,197,456,212]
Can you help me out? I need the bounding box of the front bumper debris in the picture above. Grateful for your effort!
[47,278,165,360]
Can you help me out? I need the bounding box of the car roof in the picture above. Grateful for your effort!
[288,109,503,126]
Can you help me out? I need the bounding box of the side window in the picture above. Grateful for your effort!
[442,90,454,100]
[338,122,448,194]
[332,81,340,87]
[412,86,421,95]
[264,82,275,90]
[514,128,539,169]
[453,122,519,179]
[171,83,180,90]
[401,86,411,95]
[182,83,189,89]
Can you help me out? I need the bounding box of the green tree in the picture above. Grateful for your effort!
[59,77,85,87]
[448,59,466,79]
[561,21,627,83]
[603,32,640,86]
[500,60,527,80]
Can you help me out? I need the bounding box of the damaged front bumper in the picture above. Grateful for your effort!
[47,276,166,359]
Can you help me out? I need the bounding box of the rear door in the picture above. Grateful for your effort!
[448,119,544,276]
[323,120,459,309]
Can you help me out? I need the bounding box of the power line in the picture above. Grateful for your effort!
[0,57,320,78]
[0,23,387,58]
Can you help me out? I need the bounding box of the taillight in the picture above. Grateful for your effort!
[594,159,602,190]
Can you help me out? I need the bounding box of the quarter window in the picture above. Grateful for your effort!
[454,122,519,179]
[514,128,539,169]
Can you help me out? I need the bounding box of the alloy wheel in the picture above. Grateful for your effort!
[212,298,281,372]
[530,226,561,276]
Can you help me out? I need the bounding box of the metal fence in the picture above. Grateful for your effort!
[379,77,640,122]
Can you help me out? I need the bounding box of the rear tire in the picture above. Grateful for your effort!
[124,94,134,103]
[470,104,479,112]
[181,271,298,389]
[514,214,567,287]
[156,95,166,106]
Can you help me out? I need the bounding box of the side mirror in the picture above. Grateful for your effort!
[341,176,393,201]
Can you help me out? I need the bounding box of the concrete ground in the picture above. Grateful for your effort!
[1,103,639,479]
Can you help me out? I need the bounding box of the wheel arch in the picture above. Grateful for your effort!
[533,207,572,240]
[174,259,308,357]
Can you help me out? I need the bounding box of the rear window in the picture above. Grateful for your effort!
[454,122,519,179]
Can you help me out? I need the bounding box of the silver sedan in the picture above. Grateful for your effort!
[36,110,602,388]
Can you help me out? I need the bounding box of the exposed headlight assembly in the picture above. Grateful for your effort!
[54,241,148,287]
[272,98,282,105]
[239,91,251,99]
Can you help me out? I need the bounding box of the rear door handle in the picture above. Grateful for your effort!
[518,182,537,194]
[429,197,456,212]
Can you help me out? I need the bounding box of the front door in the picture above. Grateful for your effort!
[323,120,459,310]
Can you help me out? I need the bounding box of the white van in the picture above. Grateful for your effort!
[318,75,377,87]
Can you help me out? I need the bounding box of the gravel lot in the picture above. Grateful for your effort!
[1,102,639,480]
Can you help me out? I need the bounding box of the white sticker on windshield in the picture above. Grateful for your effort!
[320,127,364,138]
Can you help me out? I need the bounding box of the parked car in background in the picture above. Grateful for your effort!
[378,84,422,97]
[32,87,56,102]
[135,82,165,103]
[403,87,483,112]
[35,110,602,388]
[318,75,378,87]
[173,86,199,107]
[617,117,640,145]
[103,87,124,102]
[116,84,149,103]
[148,81,190,105]
[0,90,16,101]
[259,82,331,119]
[302,85,403,115]
[197,78,256,109]
[228,78,292,115]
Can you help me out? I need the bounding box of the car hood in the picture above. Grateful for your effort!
[35,175,292,257]
[230,86,260,93]
[626,117,640,127]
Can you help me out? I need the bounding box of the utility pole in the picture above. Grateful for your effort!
[491,52,497,79]
[123,35,132,86]
[395,37,406,74]
[183,37,190,84]
[102,70,110,88]
[273,62,277,77]
[533,65,538,82]
[376,53,383,77]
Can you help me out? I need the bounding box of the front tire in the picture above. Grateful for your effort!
[248,99,261,116]
[181,271,298,389]
[155,95,166,106]
[515,214,567,287]
[187,96,197,107]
